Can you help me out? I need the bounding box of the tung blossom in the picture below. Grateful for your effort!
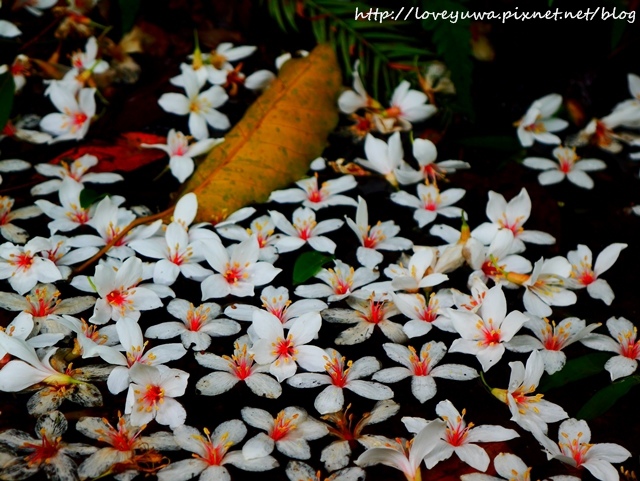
[158,68,230,140]
[0,196,42,244]
[195,336,283,399]
[395,138,469,185]
[523,146,606,189]
[515,93,568,147]
[507,315,601,374]
[346,196,413,268]
[200,235,281,299]
[241,406,328,460]
[391,183,465,227]
[295,259,379,302]
[355,418,446,481]
[40,85,96,143]
[287,348,394,415]
[268,174,358,210]
[406,400,519,472]
[522,257,576,318]
[142,129,223,182]
[472,188,556,250]
[566,243,627,305]
[125,363,189,428]
[534,418,630,481]
[145,298,240,351]
[373,342,478,403]
[31,153,123,196]
[0,238,62,295]
[581,316,640,381]
[270,206,343,254]
[250,311,326,382]
[321,294,406,345]
[448,285,528,371]
[156,421,277,481]
[491,350,568,434]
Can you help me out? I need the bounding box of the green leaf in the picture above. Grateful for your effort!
[80,188,108,209]
[118,0,141,34]
[577,375,640,420]
[0,71,15,132]
[293,251,335,285]
[538,352,613,393]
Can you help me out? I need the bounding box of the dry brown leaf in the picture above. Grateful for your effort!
[182,44,342,223]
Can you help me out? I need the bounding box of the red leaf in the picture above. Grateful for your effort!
[48,132,167,173]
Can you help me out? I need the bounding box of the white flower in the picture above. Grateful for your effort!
[0,20,21,37]
[534,418,630,481]
[409,400,519,472]
[270,207,343,254]
[491,351,568,434]
[387,80,437,125]
[39,235,98,279]
[346,196,412,268]
[384,248,449,292]
[472,188,556,250]
[40,85,96,143]
[224,285,327,330]
[395,138,469,185]
[448,285,528,372]
[268,174,358,210]
[373,341,478,403]
[31,153,122,196]
[142,129,223,182]
[581,317,640,381]
[145,298,240,351]
[208,42,257,70]
[241,406,328,460]
[394,291,455,337]
[130,221,212,285]
[391,183,465,227]
[355,132,404,185]
[158,68,230,140]
[34,178,94,234]
[566,243,627,305]
[522,257,576,318]
[96,317,187,394]
[0,282,95,335]
[355,418,446,481]
[322,294,406,345]
[0,196,42,243]
[76,413,178,480]
[125,363,189,428]
[0,158,30,185]
[523,146,606,189]
[73,256,163,324]
[338,59,376,114]
[217,214,279,263]
[195,336,282,399]
[0,238,62,295]
[200,235,281,299]
[294,259,378,302]
[250,310,326,382]
[156,420,277,481]
[507,315,601,374]
[515,93,568,147]
[288,348,393,415]
[74,196,161,259]
[0,411,96,481]
[15,0,57,16]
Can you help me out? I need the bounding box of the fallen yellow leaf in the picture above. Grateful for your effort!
[182,44,342,223]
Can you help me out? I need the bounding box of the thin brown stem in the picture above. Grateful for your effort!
[71,205,176,276]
